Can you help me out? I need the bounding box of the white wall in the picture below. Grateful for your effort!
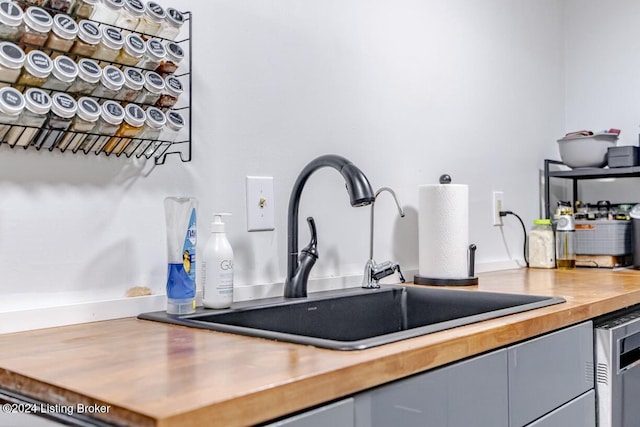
[0,0,566,332]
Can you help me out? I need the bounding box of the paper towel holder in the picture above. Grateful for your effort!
[413,244,478,286]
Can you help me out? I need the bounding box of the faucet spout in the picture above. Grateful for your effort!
[285,155,375,298]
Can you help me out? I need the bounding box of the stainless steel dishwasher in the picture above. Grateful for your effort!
[595,306,640,427]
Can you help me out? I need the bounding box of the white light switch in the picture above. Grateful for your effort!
[246,176,275,231]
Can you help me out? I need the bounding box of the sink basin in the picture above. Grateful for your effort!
[139,285,565,350]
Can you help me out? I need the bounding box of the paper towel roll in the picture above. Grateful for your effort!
[418,184,469,278]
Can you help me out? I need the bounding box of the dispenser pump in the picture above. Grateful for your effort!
[211,213,231,233]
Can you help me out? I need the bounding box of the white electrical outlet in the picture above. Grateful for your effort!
[493,191,504,226]
[246,176,275,231]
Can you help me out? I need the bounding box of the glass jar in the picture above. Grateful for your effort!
[134,1,164,36]
[5,87,50,147]
[67,57,100,94]
[144,109,183,157]
[0,41,25,87]
[19,0,46,8]
[80,100,123,153]
[528,219,555,269]
[91,64,123,98]
[155,75,182,109]
[42,55,77,91]
[113,0,143,32]
[135,70,164,105]
[103,102,144,154]
[93,25,124,62]
[69,0,97,19]
[58,96,100,151]
[155,41,183,76]
[156,8,184,41]
[20,7,52,51]
[44,0,72,13]
[0,1,24,42]
[125,105,164,156]
[90,0,124,26]
[0,86,25,141]
[137,38,164,70]
[69,20,100,57]
[114,67,142,102]
[15,49,52,90]
[45,14,78,55]
[115,33,145,66]
[32,92,76,149]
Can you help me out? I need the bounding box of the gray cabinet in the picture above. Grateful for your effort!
[525,390,595,427]
[265,398,354,427]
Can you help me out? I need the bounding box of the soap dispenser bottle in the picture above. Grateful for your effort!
[202,213,234,309]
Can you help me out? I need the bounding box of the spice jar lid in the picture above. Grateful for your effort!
[165,42,184,63]
[124,103,145,127]
[145,38,166,61]
[24,50,52,78]
[123,0,144,16]
[164,75,183,97]
[123,67,144,90]
[143,71,165,93]
[52,14,78,40]
[166,110,184,131]
[50,92,77,119]
[144,1,165,23]
[100,65,125,90]
[123,33,146,58]
[144,106,166,128]
[101,100,125,125]
[24,88,51,115]
[100,26,125,50]
[76,96,100,122]
[77,20,101,45]
[24,7,53,33]
[0,41,25,70]
[165,8,185,28]
[0,1,23,27]
[51,55,78,83]
[76,58,101,83]
[0,86,24,116]
[102,0,124,11]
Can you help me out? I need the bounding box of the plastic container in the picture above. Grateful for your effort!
[555,214,576,269]
[4,87,50,147]
[70,20,101,57]
[45,14,78,54]
[67,58,101,95]
[528,219,555,269]
[575,220,632,256]
[32,91,76,149]
[41,55,77,91]
[0,86,24,141]
[164,196,197,314]
[202,213,234,309]
[0,41,25,87]
[156,7,184,41]
[557,132,619,169]
[0,0,24,42]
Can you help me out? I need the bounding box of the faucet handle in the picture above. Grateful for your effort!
[301,217,318,259]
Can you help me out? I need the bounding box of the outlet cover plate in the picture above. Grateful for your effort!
[246,176,275,231]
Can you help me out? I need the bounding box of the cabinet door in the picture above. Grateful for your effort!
[525,390,595,427]
[354,349,508,427]
[508,321,594,427]
[265,398,354,427]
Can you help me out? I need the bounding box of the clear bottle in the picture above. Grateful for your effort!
[44,0,72,13]
[0,1,24,42]
[137,38,165,70]
[135,70,164,105]
[4,87,50,147]
[156,8,184,41]
[58,96,100,151]
[528,219,555,269]
[555,214,576,270]
[80,99,123,153]
[134,1,165,36]
[93,25,124,62]
[113,0,143,32]
[0,86,25,141]
[0,41,25,87]
[126,105,164,156]
[41,55,77,91]
[69,20,100,57]
[155,41,183,76]
[91,64,124,98]
[113,67,143,102]
[32,91,76,149]
[15,49,52,90]
[90,0,124,25]
[45,13,78,55]
[115,33,145,66]
[155,75,182,109]
[69,0,98,19]
[103,102,144,154]
[67,58,101,95]
[20,7,52,51]
[202,213,234,309]
[144,109,183,157]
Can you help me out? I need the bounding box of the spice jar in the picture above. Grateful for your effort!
[19,0,46,8]
[91,64,123,98]
[145,109,183,157]
[0,41,25,87]
[155,41,183,76]
[45,14,78,56]
[156,8,184,41]
[32,92,76,149]
[4,87,50,147]
[42,55,77,91]
[93,26,124,62]
[67,58,100,94]
[528,219,555,269]
[135,1,165,36]
[0,1,24,42]
[114,0,144,32]
[20,7,53,51]
[104,102,144,154]
[137,38,164,70]
[115,33,145,66]
[44,0,71,13]
[125,105,164,156]
[69,20,100,57]
[114,67,143,102]
[81,100,124,153]
[69,0,98,19]
[90,0,124,26]
[15,49,52,90]
[58,96,100,151]
[155,75,182,109]
[135,70,164,105]
[0,86,24,141]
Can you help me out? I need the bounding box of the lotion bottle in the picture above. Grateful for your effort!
[202,213,234,309]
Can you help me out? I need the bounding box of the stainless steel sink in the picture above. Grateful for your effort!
[139,285,565,350]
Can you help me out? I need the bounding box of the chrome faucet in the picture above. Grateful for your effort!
[362,187,406,289]
[285,155,375,298]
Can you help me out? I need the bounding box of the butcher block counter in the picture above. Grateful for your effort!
[1,268,640,427]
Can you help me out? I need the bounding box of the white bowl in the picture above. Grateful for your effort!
[557,133,618,168]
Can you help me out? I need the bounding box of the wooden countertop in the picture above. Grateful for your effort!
[2,268,640,426]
